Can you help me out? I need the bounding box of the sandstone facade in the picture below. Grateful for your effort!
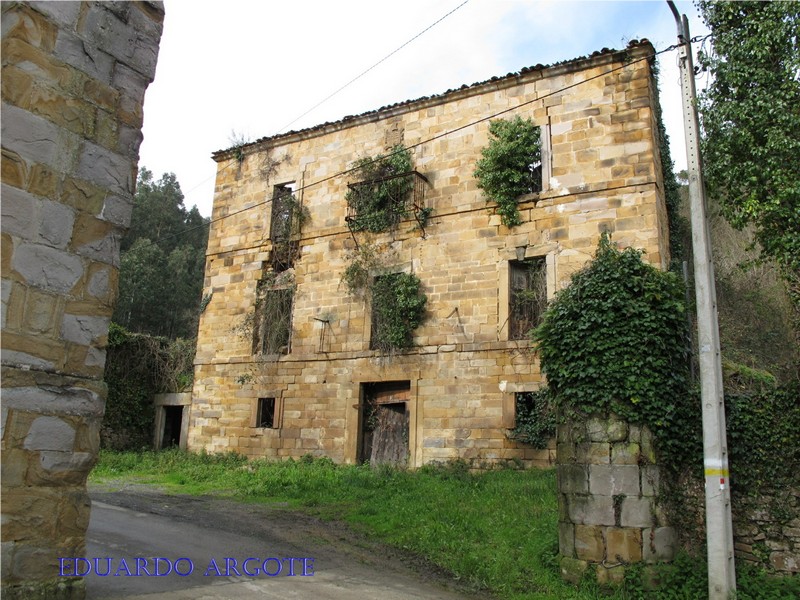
[1,2,163,597]
[189,41,670,469]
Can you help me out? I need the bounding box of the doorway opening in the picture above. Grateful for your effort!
[358,381,410,467]
[161,406,183,448]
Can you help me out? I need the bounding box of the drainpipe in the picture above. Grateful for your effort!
[665,3,736,598]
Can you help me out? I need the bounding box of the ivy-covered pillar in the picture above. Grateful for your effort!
[557,413,677,585]
[532,234,691,588]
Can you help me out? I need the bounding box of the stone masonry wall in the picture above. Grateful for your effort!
[1,2,163,598]
[189,42,668,469]
[557,414,676,586]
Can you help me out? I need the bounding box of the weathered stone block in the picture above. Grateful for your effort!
[558,463,588,494]
[589,464,640,496]
[605,527,642,562]
[560,556,588,585]
[567,494,615,526]
[575,524,604,561]
[643,526,676,563]
[11,243,84,294]
[620,496,654,528]
[576,441,610,464]
[558,522,575,557]
[610,442,640,465]
[23,416,75,451]
[596,564,626,586]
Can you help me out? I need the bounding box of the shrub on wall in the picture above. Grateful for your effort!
[533,234,691,462]
[474,116,541,228]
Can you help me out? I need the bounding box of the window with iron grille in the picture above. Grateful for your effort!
[270,183,297,271]
[509,257,547,339]
[252,282,293,355]
[345,146,430,233]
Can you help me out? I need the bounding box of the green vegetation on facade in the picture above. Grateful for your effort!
[533,234,691,465]
[369,272,427,352]
[474,116,542,228]
[345,145,415,232]
[91,451,800,600]
[102,324,195,449]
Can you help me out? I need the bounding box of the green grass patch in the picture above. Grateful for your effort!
[91,450,799,600]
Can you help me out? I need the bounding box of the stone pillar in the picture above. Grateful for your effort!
[557,414,677,586]
[1,2,163,598]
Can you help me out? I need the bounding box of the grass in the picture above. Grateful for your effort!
[90,449,800,600]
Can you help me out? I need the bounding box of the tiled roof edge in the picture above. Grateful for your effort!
[212,39,654,162]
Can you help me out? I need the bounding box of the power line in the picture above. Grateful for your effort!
[173,1,470,206]
[274,0,470,135]
[167,41,683,250]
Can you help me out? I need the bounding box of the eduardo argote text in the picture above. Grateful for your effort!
[59,556,315,578]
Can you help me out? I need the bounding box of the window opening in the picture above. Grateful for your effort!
[252,282,293,355]
[511,390,555,448]
[270,183,298,271]
[509,257,547,339]
[256,397,276,428]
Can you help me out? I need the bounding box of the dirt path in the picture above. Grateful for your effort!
[87,481,489,599]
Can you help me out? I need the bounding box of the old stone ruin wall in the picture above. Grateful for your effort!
[1,2,163,598]
[557,413,676,586]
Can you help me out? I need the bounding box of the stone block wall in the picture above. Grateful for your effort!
[189,41,668,469]
[1,2,163,598]
[557,414,676,585]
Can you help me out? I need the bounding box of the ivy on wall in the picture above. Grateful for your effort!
[533,233,691,463]
[474,116,541,228]
[345,145,414,233]
[370,272,427,352]
[103,323,195,450]
[510,388,556,448]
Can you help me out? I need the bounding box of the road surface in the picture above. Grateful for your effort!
[85,485,484,599]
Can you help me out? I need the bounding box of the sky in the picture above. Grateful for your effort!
[138,0,710,217]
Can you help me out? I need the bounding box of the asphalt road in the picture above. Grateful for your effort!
[85,487,483,600]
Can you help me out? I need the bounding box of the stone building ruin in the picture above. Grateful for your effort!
[188,40,671,470]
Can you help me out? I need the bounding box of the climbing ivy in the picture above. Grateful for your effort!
[474,116,541,228]
[510,388,556,449]
[345,145,414,233]
[370,272,427,352]
[533,234,691,462]
[103,323,195,450]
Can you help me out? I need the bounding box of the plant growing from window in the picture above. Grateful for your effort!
[250,272,295,355]
[370,272,427,352]
[510,388,556,448]
[346,145,414,233]
[269,184,309,271]
[474,116,541,227]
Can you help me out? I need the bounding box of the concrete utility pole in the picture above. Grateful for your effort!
[666,3,736,598]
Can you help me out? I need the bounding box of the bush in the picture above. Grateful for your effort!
[474,116,541,227]
[533,234,691,461]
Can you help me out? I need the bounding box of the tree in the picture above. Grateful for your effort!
[113,169,209,338]
[697,1,800,319]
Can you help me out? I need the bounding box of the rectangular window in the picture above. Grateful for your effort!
[252,282,293,355]
[511,390,554,447]
[509,257,547,339]
[255,397,276,428]
[270,183,297,271]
